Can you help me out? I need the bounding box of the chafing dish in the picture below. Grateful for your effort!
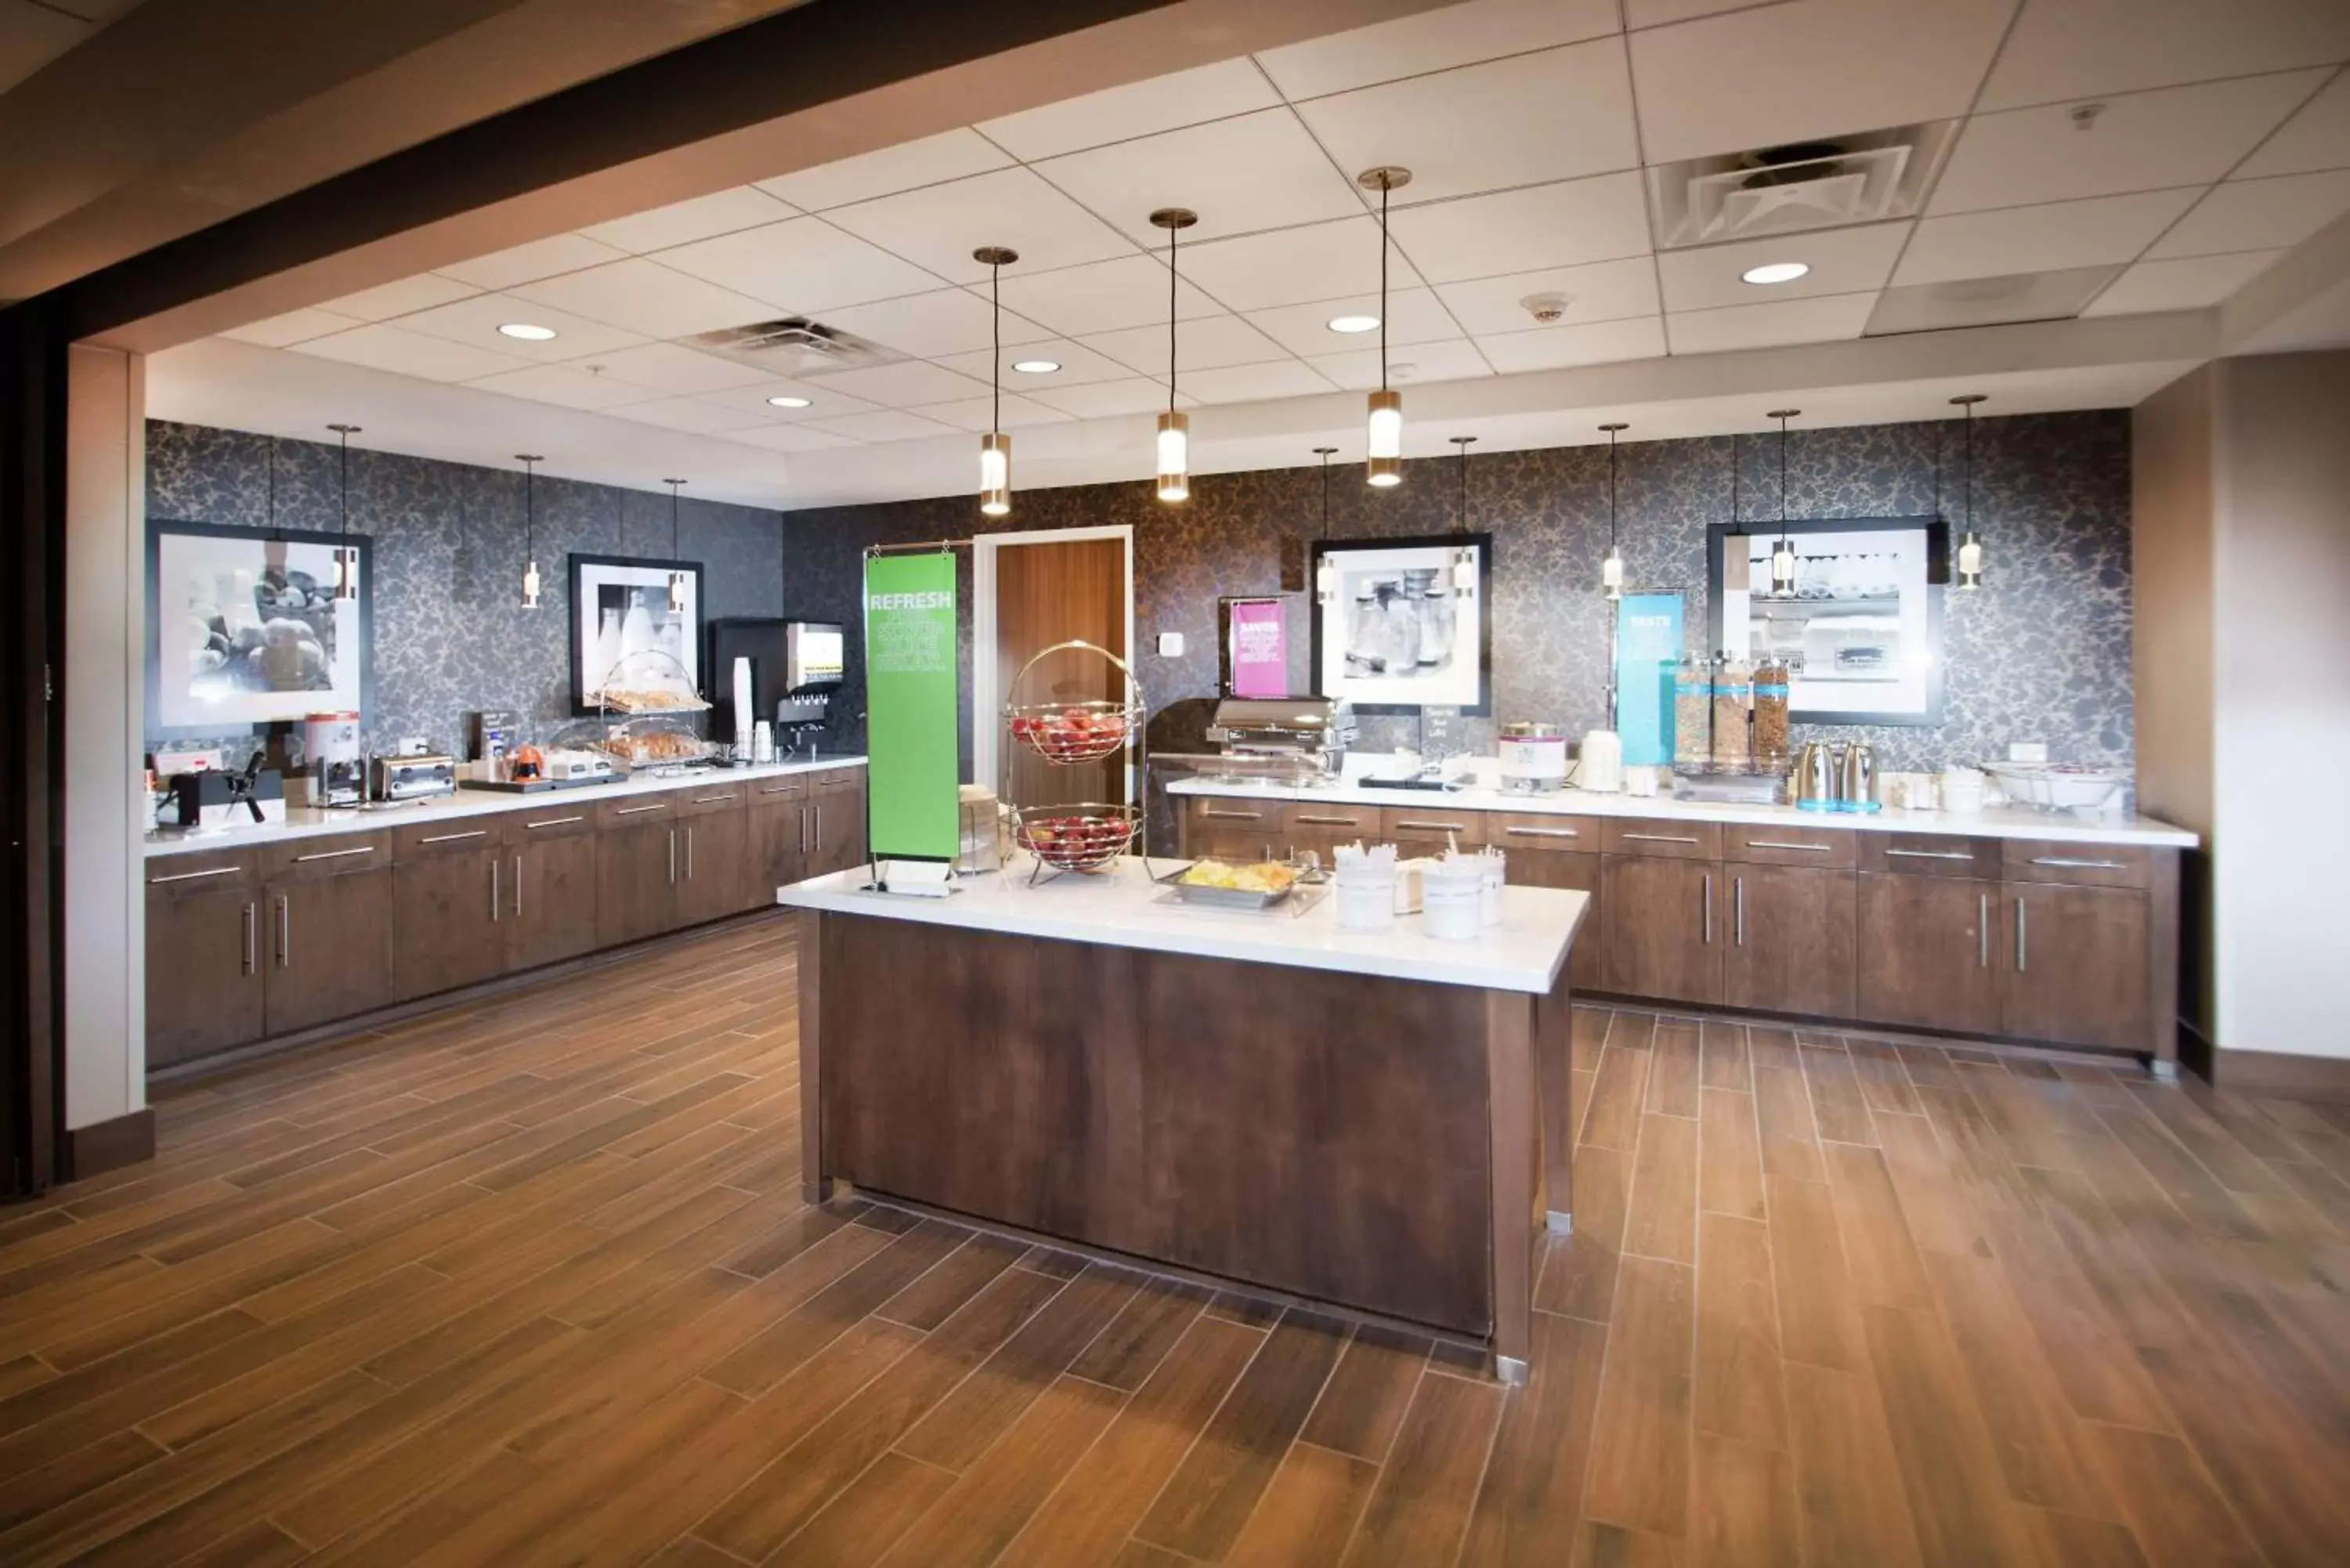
[1202,696,1357,782]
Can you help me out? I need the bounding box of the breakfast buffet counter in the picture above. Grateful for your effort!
[779,856,1589,1381]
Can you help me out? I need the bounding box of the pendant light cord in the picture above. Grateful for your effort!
[522,459,534,562]
[1607,428,1619,551]
[1730,432,1739,526]
[337,432,349,541]
[1777,413,1790,537]
[1378,181,1390,394]
[1963,402,1974,532]
[1318,446,1335,539]
[265,441,277,540]
[1166,224,1178,416]
[668,479,683,557]
[991,257,1003,432]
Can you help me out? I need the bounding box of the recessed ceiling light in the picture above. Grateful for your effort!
[1741,262,1810,286]
[1327,314,1380,334]
[497,322,559,341]
[1011,359,1060,374]
[766,395,812,409]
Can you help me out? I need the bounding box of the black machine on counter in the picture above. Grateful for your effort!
[1202,695,1357,783]
[163,755,284,829]
[708,617,847,751]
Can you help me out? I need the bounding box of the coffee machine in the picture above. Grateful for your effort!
[303,711,365,807]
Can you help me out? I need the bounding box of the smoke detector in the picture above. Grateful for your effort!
[1520,293,1572,324]
[1647,121,1956,250]
[685,316,896,376]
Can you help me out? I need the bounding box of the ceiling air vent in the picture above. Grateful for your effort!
[1647,121,1958,251]
[686,317,897,376]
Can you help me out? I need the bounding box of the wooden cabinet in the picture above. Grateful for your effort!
[1279,801,1381,868]
[508,823,600,971]
[391,843,505,1002]
[1856,873,2001,1035]
[263,854,395,1037]
[145,854,264,1068]
[1503,840,1604,989]
[748,794,808,903]
[1724,864,1856,1018]
[1603,853,1722,1006]
[804,773,866,880]
[1380,806,1487,848]
[1182,797,1282,861]
[2001,882,2150,1051]
[675,806,750,927]
[597,806,679,948]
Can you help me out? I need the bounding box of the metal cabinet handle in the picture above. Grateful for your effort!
[1746,840,1828,852]
[1885,847,1973,862]
[523,815,584,830]
[1734,875,1745,947]
[692,793,738,805]
[242,901,256,976]
[490,858,500,923]
[686,826,696,880]
[276,894,290,968]
[1978,892,1990,968]
[1703,873,1714,945]
[1623,833,1700,845]
[757,783,797,796]
[668,829,677,885]
[149,864,240,885]
[1292,815,1365,827]
[2029,856,2128,871]
[615,803,667,817]
[1201,807,1264,821]
[1505,826,1581,840]
[419,829,489,845]
[1397,820,1470,833]
[295,844,375,863]
[514,855,523,919]
[2015,897,2027,973]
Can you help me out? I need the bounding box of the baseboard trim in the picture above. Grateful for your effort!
[63,1107,157,1183]
[2197,1044,2350,1103]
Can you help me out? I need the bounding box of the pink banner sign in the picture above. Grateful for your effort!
[1227,600,1287,697]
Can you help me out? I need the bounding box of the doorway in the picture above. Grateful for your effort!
[973,526,1134,812]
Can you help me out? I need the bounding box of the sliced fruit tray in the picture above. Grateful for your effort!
[1011,804,1141,873]
[1007,702,1135,764]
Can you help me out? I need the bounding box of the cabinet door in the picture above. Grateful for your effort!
[265,869,395,1036]
[1506,847,1604,990]
[806,786,867,879]
[2001,883,2150,1051]
[146,883,264,1067]
[1855,873,2000,1035]
[1603,854,1722,1005]
[1184,799,1281,860]
[1726,865,1856,1018]
[511,831,600,971]
[747,799,807,903]
[597,820,678,948]
[392,851,506,1002]
[675,808,750,927]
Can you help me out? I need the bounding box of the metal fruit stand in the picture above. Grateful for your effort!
[1000,638,1162,885]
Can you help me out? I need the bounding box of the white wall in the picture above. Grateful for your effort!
[64,345,146,1129]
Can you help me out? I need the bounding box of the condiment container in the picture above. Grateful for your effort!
[1673,654,1712,766]
[1423,858,1484,941]
[1712,654,1753,771]
[1940,768,1985,815]
[1497,722,1568,793]
[1752,659,1791,768]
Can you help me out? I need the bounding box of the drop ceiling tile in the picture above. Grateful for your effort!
[989,254,1221,336]
[816,287,1051,359]
[726,423,859,453]
[653,219,944,315]
[1656,221,1907,312]
[1027,378,1194,418]
[1306,337,1495,390]
[391,292,648,362]
[909,394,1078,432]
[1242,287,1461,356]
[293,324,533,382]
[1665,291,1875,353]
[1256,0,1620,100]
[2239,68,2350,178]
[1176,360,1339,403]
[219,307,364,348]
[1081,314,1289,377]
[978,59,1281,160]
[1864,266,2120,333]
[801,410,962,443]
[1032,110,1365,247]
[1931,72,2328,215]
[577,186,800,253]
[754,128,1014,211]
[797,359,990,409]
[1894,188,2201,284]
[1473,315,1666,372]
[1177,217,1425,312]
[932,338,1137,388]
[1625,0,1770,24]
[466,363,650,411]
[1294,40,1640,208]
[1628,0,2016,164]
[2147,168,2350,258]
[321,273,479,322]
[1977,0,2350,111]
[1383,172,1652,283]
[2082,251,2287,316]
[507,258,779,340]
[1434,256,1661,334]
[825,168,1137,284]
[439,233,628,291]
[604,396,776,435]
[696,377,881,420]
[585,341,776,394]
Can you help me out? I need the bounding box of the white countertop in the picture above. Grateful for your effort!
[143,756,866,858]
[777,855,1587,995]
[1166,775,2196,848]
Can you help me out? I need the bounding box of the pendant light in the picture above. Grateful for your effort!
[517,454,544,609]
[974,245,1018,517]
[1312,445,1340,603]
[1448,435,1477,597]
[327,424,362,601]
[1766,408,1800,598]
[1950,393,1987,590]
[664,479,689,614]
[1150,207,1197,503]
[1358,167,1412,487]
[1598,422,1629,599]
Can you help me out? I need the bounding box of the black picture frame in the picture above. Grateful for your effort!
[1307,532,1494,717]
[1706,515,1949,727]
[145,518,374,741]
[567,552,705,715]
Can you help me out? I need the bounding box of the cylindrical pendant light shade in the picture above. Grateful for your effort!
[979,432,1011,517]
[1601,546,1625,599]
[522,559,542,609]
[1955,530,1984,590]
[1156,410,1191,503]
[1770,538,1799,596]
[1952,392,1988,590]
[1366,389,1403,487]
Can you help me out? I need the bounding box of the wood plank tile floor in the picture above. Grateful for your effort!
[4,916,2348,1566]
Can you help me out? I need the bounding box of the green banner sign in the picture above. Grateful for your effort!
[863,552,960,861]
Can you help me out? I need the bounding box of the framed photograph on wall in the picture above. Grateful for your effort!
[146,519,372,737]
[1708,516,1948,726]
[569,553,704,714]
[1307,533,1493,716]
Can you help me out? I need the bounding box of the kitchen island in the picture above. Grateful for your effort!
[779,858,1589,1382]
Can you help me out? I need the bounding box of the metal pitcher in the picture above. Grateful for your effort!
[1838,740,1877,811]
[1795,741,1835,810]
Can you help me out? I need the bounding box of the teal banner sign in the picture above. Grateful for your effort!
[863,553,960,861]
[1615,592,1684,768]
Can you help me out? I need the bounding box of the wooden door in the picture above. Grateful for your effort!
[145,883,264,1066]
[995,535,1127,811]
[1725,865,1856,1017]
[391,849,505,1002]
[675,808,750,927]
[1504,847,1604,990]
[264,869,394,1035]
[1856,873,2000,1035]
[1603,854,1722,1004]
[806,782,867,879]
[2001,882,2150,1050]
[596,819,677,947]
[511,831,600,971]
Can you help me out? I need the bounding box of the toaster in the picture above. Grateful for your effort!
[371,753,458,801]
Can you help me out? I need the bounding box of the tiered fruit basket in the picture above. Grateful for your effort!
[1000,641,1152,883]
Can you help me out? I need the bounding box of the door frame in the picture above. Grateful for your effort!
[971,525,1135,797]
